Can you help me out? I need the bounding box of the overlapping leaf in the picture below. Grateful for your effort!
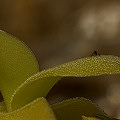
[0,30,119,120]
[0,30,39,111]
[51,98,106,120]
[11,55,120,111]
[0,98,56,120]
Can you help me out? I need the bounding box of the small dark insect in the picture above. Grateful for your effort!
[91,51,100,56]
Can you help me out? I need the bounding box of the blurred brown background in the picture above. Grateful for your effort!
[0,0,120,118]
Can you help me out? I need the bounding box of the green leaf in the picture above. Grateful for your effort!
[0,30,39,112]
[82,116,101,120]
[51,98,106,120]
[10,55,120,111]
[0,97,56,120]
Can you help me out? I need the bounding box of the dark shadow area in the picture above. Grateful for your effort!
[47,74,120,117]
[0,92,3,102]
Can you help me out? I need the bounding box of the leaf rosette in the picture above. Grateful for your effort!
[0,30,119,120]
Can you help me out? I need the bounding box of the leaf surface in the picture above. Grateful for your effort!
[0,98,56,120]
[51,98,106,120]
[11,55,120,111]
[0,30,39,111]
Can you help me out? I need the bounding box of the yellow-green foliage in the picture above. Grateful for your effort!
[11,55,120,111]
[82,116,101,120]
[0,30,119,120]
[0,98,56,120]
[0,30,39,112]
[52,98,105,120]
